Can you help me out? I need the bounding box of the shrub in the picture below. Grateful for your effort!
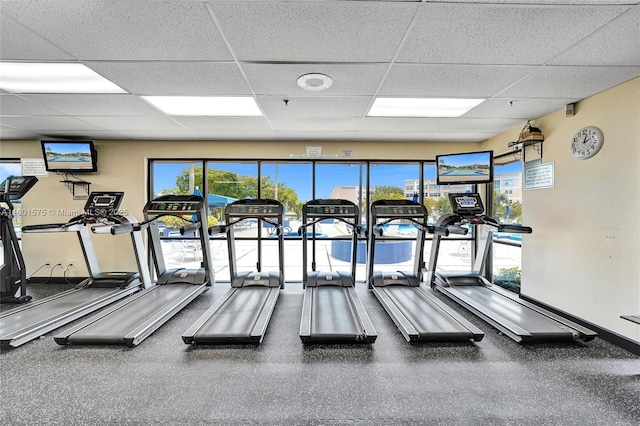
[494,266,521,294]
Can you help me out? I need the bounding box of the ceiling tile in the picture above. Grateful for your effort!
[0,1,637,142]
[171,116,272,131]
[499,65,640,98]
[550,7,640,66]
[19,94,163,116]
[0,13,74,60]
[0,116,105,132]
[270,117,363,132]
[85,62,252,96]
[114,130,278,141]
[242,63,389,96]
[352,131,431,142]
[1,1,232,60]
[423,132,496,143]
[379,64,538,97]
[257,96,372,118]
[0,127,41,140]
[398,4,629,65]
[464,98,578,119]
[0,95,64,116]
[359,117,522,133]
[210,2,417,62]
[34,130,129,140]
[274,131,356,142]
[76,116,187,132]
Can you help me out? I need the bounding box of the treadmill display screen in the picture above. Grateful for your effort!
[373,205,424,218]
[306,205,356,217]
[449,193,484,215]
[93,196,115,206]
[228,205,282,216]
[148,202,196,213]
[84,192,124,217]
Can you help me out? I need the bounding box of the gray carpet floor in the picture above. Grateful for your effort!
[1,282,639,425]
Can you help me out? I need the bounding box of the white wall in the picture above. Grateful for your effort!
[484,77,640,342]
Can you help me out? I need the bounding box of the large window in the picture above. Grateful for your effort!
[420,163,475,274]
[149,159,485,284]
[491,155,524,293]
[313,163,367,281]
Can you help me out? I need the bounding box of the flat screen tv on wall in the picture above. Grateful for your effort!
[436,150,493,185]
[41,140,97,173]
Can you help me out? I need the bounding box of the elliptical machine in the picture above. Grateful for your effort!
[0,176,38,304]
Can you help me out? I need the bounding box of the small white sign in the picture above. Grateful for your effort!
[524,162,554,190]
[305,146,322,158]
[342,150,354,158]
[21,158,49,177]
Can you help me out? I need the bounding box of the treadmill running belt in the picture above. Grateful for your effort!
[193,287,272,339]
[0,288,122,338]
[310,287,362,337]
[382,286,474,339]
[64,285,194,344]
[451,286,575,338]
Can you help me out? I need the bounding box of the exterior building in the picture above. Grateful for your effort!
[494,171,523,202]
[329,185,359,205]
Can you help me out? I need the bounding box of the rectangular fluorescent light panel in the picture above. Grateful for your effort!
[367,98,484,117]
[0,62,126,93]
[143,96,263,116]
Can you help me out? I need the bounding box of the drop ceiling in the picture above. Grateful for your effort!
[1,0,639,143]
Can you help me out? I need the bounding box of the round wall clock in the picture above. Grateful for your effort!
[570,126,604,159]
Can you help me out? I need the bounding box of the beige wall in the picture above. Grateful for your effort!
[483,77,640,342]
[2,77,639,343]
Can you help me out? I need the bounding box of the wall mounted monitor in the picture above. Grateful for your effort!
[436,150,493,185]
[41,140,97,173]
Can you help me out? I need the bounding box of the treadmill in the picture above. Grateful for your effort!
[0,192,150,348]
[429,192,597,343]
[182,198,284,344]
[1,175,38,304]
[299,199,376,343]
[367,199,484,342]
[54,194,213,347]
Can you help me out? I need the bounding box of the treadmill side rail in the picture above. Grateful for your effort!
[415,285,484,341]
[0,286,140,348]
[436,285,531,343]
[488,285,597,341]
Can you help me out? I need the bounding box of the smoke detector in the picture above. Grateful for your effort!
[297,73,333,91]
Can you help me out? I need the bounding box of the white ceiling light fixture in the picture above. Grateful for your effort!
[367,98,485,118]
[143,96,263,116]
[297,73,333,91]
[0,62,127,93]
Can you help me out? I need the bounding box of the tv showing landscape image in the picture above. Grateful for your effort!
[41,140,97,172]
[436,150,493,185]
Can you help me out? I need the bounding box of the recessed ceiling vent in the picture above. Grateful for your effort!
[297,73,333,91]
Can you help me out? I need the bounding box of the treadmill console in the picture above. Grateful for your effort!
[145,195,205,216]
[304,199,357,218]
[448,193,484,216]
[84,192,124,218]
[371,200,426,219]
[226,199,283,218]
[0,176,38,201]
